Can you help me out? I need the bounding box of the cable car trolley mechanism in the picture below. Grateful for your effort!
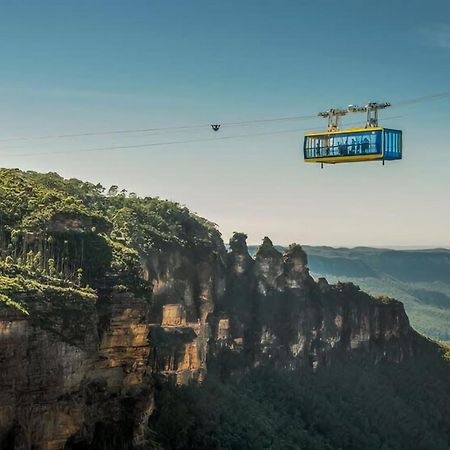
[303,102,402,167]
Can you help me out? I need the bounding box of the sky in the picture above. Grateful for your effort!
[0,0,450,248]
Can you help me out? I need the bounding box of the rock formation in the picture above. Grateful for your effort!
[0,232,417,449]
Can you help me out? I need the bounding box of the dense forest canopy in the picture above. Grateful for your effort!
[0,168,222,316]
[151,349,450,450]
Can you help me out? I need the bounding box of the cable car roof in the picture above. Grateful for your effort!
[305,126,384,137]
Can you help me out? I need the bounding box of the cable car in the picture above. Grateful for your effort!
[304,102,402,166]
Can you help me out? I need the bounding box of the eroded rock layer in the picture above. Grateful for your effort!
[0,235,416,449]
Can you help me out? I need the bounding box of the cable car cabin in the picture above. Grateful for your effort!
[303,127,402,164]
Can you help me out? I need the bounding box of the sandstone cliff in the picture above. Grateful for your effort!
[0,292,154,449]
[0,231,417,449]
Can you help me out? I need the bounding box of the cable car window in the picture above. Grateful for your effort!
[304,129,390,161]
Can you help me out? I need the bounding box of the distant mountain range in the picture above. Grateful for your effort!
[248,245,450,342]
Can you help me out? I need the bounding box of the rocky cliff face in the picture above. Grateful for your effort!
[0,292,154,450]
[0,234,416,449]
[209,235,413,375]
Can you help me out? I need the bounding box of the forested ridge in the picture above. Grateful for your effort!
[0,168,221,315]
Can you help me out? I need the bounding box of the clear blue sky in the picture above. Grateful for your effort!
[1,0,450,247]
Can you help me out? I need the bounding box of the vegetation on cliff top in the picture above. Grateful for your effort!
[0,168,222,314]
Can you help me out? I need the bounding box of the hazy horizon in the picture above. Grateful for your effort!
[243,242,450,251]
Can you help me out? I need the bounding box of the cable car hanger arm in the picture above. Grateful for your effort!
[318,102,391,132]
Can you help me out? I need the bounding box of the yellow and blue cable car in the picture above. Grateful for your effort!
[304,102,402,166]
